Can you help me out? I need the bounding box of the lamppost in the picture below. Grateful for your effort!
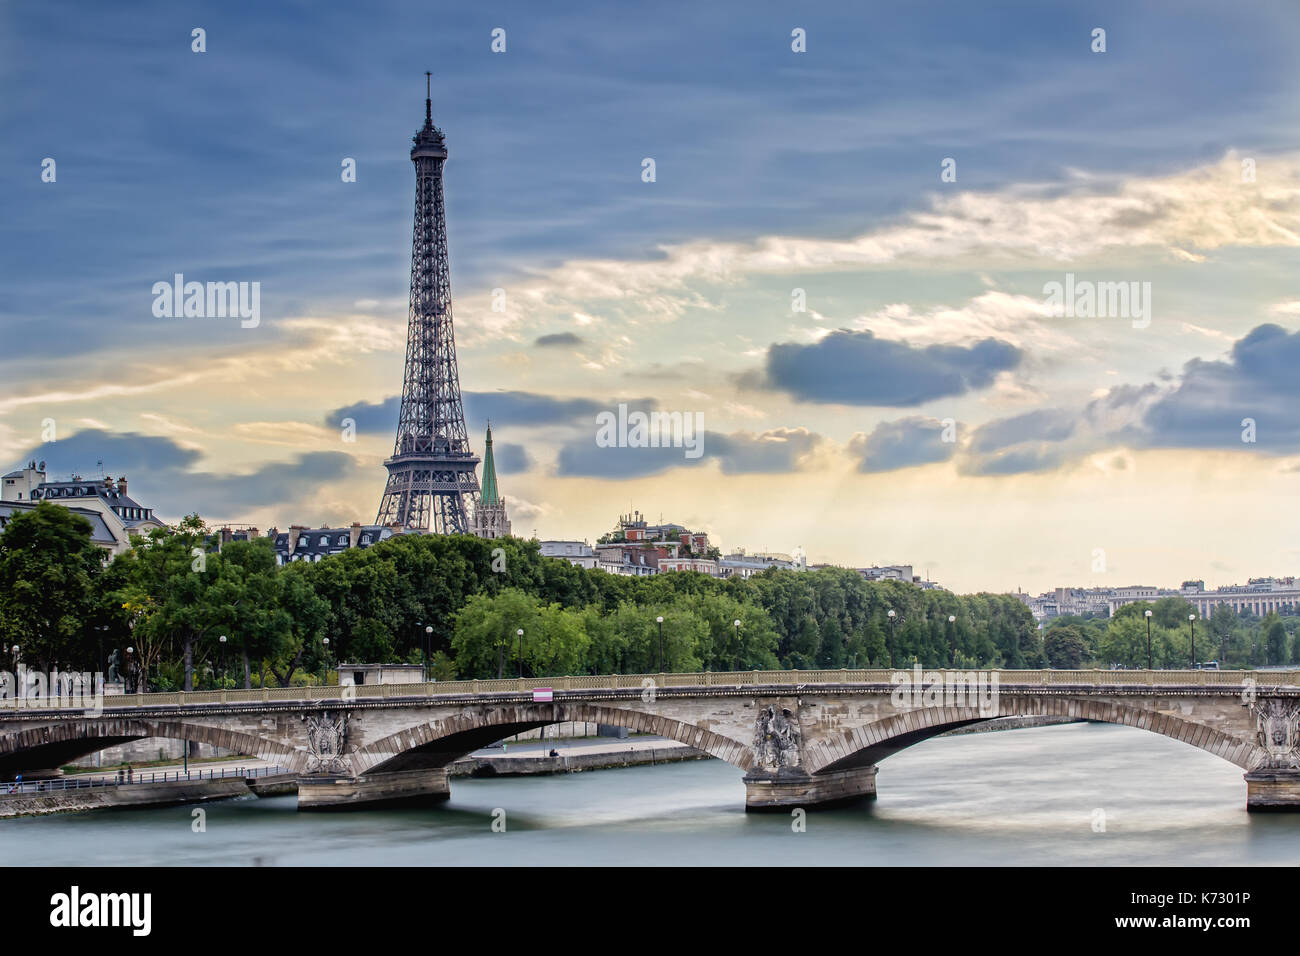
[886,610,896,668]
[1188,614,1197,668]
[10,645,18,699]
[1144,610,1153,671]
[516,628,524,678]
[656,616,665,673]
[947,615,957,667]
[125,646,134,693]
[94,625,108,676]
[424,625,433,682]
[733,619,741,671]
[321,637,331,686]
[218,634,227,687]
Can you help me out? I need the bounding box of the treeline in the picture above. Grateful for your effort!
[1044,597,1300,669]
[0,502,1042,690]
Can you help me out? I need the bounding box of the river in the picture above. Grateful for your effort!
[5,721,1299,866]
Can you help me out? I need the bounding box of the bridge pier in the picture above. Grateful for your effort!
[296,768,450,811]
[1244,769,1300,812]
[743,766,877,811]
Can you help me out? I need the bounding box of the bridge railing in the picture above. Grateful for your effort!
[0,667,1291,712]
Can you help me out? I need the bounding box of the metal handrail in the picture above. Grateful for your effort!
[0,764,287,797]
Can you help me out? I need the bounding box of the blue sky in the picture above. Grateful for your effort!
[2,0,1299,591]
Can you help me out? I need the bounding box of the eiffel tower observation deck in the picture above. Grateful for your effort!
[376,75,481,533]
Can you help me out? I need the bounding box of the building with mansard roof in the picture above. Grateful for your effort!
[0,461,165,556]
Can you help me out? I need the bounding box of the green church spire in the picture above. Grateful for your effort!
[480,421,500,505]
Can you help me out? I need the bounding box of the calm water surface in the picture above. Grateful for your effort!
[6,723,1300,866]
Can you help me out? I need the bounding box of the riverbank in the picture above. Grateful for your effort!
[450,736,706,777]
[0,778,251,818]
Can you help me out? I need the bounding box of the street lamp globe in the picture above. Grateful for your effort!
[516,628,524,637]
[887,609,896,619]
[219,634,227,644]
[948,615,956,623]
[1144,610,1152,618]
[656,616,664,624]
[425,626,433,635]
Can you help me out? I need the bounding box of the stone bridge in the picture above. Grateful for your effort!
[3,668,1299,811]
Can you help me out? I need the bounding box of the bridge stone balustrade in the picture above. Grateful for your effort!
[1,669,1297,812]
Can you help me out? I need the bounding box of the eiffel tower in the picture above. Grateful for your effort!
[375,75,481,533]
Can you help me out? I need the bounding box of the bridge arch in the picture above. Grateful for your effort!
[0,718,306,778]
[803,694,1263,775]
[351,701,753,776]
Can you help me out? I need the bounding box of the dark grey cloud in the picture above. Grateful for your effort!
[708,428,821,474]
[759,331,1022,406]
[968,408,1077,454]
[1134,324,1300,451]
[492,442,532,474]
[325,391,650,436]
[534,332,585,348]
[325,397,398,433]
[954,324,1300,475]
[14,429,364,521]
[555,441,702,479]
[851,417,956,473]
[555,428,820,478]
[960,444,1067,477]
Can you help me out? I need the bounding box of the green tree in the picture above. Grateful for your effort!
[0,501,106,672]
[1044,625,1088,669]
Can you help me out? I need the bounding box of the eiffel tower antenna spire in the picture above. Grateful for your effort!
[375,77,481,532]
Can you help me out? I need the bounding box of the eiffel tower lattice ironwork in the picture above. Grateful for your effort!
[376,75,481,533]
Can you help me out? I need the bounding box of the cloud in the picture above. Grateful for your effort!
[325,391,643,435]
[951,324,1300,474]
[492,442,532,474]
[554,427,821,478]
[1135,323,1300,451]
[14,429,364,520]
[325,396,398,433]
[961,443,1069,477]
[534,332,585,347]
[459,152,1300,342]
[968,409,1077,454]
[850,291,1073,352]
[850,417,957,473]
[708,428,821,474]
[756,330,1022,406]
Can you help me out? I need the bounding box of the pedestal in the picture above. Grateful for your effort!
[743,765,877,811]
[296,768,450,811]
[1244,769,1300,812]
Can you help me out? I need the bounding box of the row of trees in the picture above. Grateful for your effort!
[1042,596,1300,669]
[3,501,1048,689]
